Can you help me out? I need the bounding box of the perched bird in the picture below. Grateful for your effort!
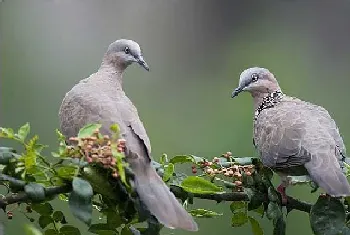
[59,39,198,231]
[231,67,350,203]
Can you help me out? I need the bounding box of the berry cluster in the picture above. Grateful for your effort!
[66,129,126,178]
[192,151,255,190]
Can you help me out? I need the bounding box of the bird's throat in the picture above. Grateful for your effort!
[98,63,124,89]
[254,91,284,120]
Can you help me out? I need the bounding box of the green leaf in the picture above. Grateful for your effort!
[162,163,174,182]
[169,155,194,164]
[59,225,81,235]
[44,229,59,235]
[109,124,120,134]
[265,202,285,235]
[111,144,127,186]
[38,215,53,229]
[52,211,65,222]
[22,135,43,170]
[59,194,69,201]
[159,153,168,165]
[266,202,281,221]
[55,129,66,141]
[15,166,25,174]
[310,196,346,235]
[248,216,264,235]
[69,177,93,225]
[26,166,48,183]
[189,209,223,218]
[252,204,265,217]
[55,129,67,155]
[260,166,274,181]
[32,203,53,216]
[51,152,60,158]
[273,217,286,235]
[25,183,46,202]
[57,166,78,180]
[27,135,45,153]
[190,155,205,164]
[88,223,116,234]
[78,124,102,138]
[180,176,223,194]
[247,190,265,212]
[268,187,279,202]
[230,201,247,213]
[24,224,43,235]
[231,211,248,227]
[23,152,37,171]
[81,166,116,199]
[106,210,122,228]
[0,127,15,139]
[242,174,254,187]
[121,227,133,235]
[16,123,30,142]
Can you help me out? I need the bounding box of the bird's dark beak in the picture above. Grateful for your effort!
[231,86,244,98]
[136,56,149,71]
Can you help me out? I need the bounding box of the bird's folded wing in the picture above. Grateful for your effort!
[255,105,309,169]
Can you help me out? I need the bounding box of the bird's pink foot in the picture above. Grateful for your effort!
[277,184,288,205]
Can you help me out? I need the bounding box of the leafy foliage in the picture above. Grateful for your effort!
[180,176,223,194]
[68,177,93,225]
[310,196,350,235]
[189,209,223,218]
[0,123,349,235]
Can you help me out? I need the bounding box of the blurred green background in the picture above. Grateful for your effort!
[1,0,350,234]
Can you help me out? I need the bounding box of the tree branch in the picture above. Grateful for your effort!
[0,174,71,210]
[0,185,71,208]
[0,164,312,215]
[286,196,312,213]
[170,184,312,213]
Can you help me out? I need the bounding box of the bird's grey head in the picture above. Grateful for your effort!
[231,67,280,98]
[104,39,149,71]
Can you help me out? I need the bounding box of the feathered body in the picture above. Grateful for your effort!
[59,39,197,231]
[254,94,350,196]
[232,67,350,197]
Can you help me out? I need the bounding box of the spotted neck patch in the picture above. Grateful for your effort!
[254,91,284,120]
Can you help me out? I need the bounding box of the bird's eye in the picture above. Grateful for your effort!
[124,47,130,54]
[251,73,259,82]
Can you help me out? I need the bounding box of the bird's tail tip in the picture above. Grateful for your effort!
[134,166,198,232]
